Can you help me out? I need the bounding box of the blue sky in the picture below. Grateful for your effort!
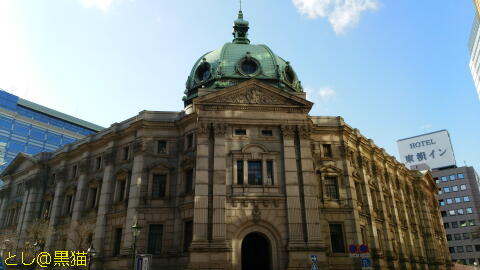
[1,0,479,170]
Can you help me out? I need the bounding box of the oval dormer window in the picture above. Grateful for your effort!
[237,56,261,76]
[196,62,212,82]
[284,65,297,85]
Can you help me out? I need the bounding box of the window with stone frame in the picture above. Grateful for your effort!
[64,194,74,216]
[183,220,193,252]
[95,156,102,170]
[157,140,167,154]
[184,168,194,194]
[322,144,333,158]
[113,227,123,256]
[248,160,263,185]
[122,146,130,161]
[42,199,52,219]
[72,164,78,178]
[329,223,346,253]
[152,174,167,198]
[324,176,339,200]
[355,181,363,205]
[87,186,98,209]
[186,133,194,149]
[236,160,244,185]
[115,177,128,202]
[148,224,163,254]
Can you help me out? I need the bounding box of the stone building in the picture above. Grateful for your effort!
[0,11,452,270]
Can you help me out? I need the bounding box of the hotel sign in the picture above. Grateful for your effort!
[397,130,456,170]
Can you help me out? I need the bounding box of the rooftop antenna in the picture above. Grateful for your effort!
[239,0,242,11]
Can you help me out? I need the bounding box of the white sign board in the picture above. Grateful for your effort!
[397,130,456,170]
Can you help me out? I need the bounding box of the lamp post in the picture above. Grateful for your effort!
[131,221,142,270]
[87,244,96,270]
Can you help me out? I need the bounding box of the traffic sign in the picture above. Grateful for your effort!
[359,244,369,253]
[361,257,372,267]
[348,244,358,254]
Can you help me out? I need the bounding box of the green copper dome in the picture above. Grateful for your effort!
[183,11,303,106]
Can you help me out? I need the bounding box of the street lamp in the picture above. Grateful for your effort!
[131,221,142,270]
[87,244,96,270]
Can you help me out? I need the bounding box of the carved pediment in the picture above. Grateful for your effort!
[194,80,312,112]
[319,165,342,175]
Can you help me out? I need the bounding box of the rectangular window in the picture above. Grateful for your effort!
[355,182,363,204]
[455,197,461,203]
[360,226,367,245]
[444,222,449,229]
[123,146,129,161]
[96,156,102,170]
[434,177,439,184]
[452,221,458,228]
[184,220,193,252]
[466,207,473,214]
[475,245,480,252]
[441,176,448,182]
[72,165,77,178]
[452,186,458,192]
[454,234,461,240]
[148,224,163,255]
[446,198,453,205]
[450,175,456,181]
[261,130,273,136]
[457,246,464,253]
[65,195,73,215]
[237,160,244,185]
[152,174,167,198]
[460,184,467,190]
[248,161,263,185]
[468,220,475,226]
[444,187,450,193]
[187,134,194,148]
[449,247,455,253]
[460,221,467,227]
[266,160,274,185]
[458,209,465,215]
[463,233,471,240]
[449,210,456,216]
[185,169,194,193]
[234,129,246,136]
[464,196,470,202]
[116,180,126,201]
[329,224,346,253]
[113,228,123,256]
[439,200,444,206]
[447,234,452,241]
[157,140,167,154]
[458,173,464,179]
[322,144,333,158]
[325,176,339,200]
[89,187,97,209]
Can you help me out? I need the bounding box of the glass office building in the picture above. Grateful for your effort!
[469,10,480,100]
[0,89,103,173]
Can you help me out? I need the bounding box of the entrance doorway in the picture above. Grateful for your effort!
[241,232,272,270]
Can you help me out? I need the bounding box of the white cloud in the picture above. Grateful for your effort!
[292,0,379,34]
[318,86,336,100]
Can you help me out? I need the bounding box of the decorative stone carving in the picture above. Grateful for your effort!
[280,125,295,139]
[252,204,261,223]
[298,125,311,139]
[79,158,90,173]
[103,149,116,165]
[216,87,288,105]
[133,139,145,154]
[214,123,227,136]
[197,122,210,135]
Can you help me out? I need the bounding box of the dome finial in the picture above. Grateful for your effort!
[233,1,250,44]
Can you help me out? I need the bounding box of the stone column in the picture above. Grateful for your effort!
[17,178,43,246]
[45,169,66,251]
[122,140,145,251]
[67,157,89,250]
[191,122,210,247]
[281,125,305,247]
[93,149,115,257]
[211,124,227,245]
[297,126,323,248]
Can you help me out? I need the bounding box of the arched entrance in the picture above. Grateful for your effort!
[241,232,272,270]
